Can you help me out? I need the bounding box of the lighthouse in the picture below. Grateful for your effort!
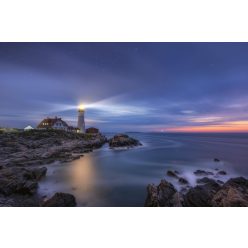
[77,105,85,133]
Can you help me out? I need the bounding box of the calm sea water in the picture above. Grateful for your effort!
[38,132,248,206]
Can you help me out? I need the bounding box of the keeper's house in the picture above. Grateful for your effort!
[37,117,70,131]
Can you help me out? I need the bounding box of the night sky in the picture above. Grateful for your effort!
[1,42,248,132]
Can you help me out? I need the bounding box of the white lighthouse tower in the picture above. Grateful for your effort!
[77,105,85,133]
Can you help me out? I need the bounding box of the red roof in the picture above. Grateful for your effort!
[37,117,69,129]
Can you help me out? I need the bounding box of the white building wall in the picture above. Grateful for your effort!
[77,110,85,133]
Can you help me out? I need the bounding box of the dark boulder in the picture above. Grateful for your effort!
[217,180,224,184]
[167,170,179,178]
[217,170,227,175]
[32,167,47,180]
[0,166,47,196]
[194,170,214,176]
[0,177,38,196]
[145,179,177,207]
[184,179,221,206]
[15,181,38,195]
[197,177,216,184]
[214,158,220,162]
[180,186,191,194]
[145,184,159,207]
[178,177,189,185]
[212,177,248,207]
[42,192,77,207]
[108,134,142,148]
[23,167,47,180]
[171,192,184,207]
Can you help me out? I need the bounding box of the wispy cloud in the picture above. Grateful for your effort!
[188,116,223,123]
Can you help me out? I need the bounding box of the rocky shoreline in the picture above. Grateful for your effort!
[0,130,108,206]
[145,169,248,207]
[2,130,247,207]
[0,130,107,167]
[0,130,143,206]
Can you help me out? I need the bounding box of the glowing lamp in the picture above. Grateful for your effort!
[78,104,84,111]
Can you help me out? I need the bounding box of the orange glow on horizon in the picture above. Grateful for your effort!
[165,120,248,133]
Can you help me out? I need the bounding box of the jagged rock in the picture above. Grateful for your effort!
[145,184,159,207]
[145,168,248,207]
[171,192,184,207]
[167,170,179,178]
[184,180,221,207]
[42,193,76,207]
[0,196,16,207]
[178,177,188,185]
[217,170,227,175]
[180,186,191,194]
[194,170,214,176]
[214,158,220,162]
[32,167,47,180]
[212,177,248,207]
[23,167,47,180]
[15,181,38,195]
[145,179,177,207]
[108,134,142,148]
[217,180,224,184]
[0,177,38,196]
[197,177,216,184]
[0,166,46,196]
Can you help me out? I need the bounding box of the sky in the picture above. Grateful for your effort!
[0,42,248,132]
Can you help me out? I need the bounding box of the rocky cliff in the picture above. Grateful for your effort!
[0,129,107,206]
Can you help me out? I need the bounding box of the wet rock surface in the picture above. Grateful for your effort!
[108,134,142,148]
[0,166,47,196]
[211,177,248,206]
[145,180,177,207]
[217,170,227,175]
[0,130,107,167]
[194,170,214,176]
[0,130,106,206]
[145,170,248,207]
[178,177,189,185]
[184,179,221,207]
[167,170,179,178]
[42,192,77,207]
[0,166,48,206]
[0,165,77,207]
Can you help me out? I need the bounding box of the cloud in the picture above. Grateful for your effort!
[181,110,195,114]
[187,116,223,123]
[1,43,248,131]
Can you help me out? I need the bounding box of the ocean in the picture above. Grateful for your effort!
[38,132,248,206]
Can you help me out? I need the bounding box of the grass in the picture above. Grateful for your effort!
[0,128,100,141]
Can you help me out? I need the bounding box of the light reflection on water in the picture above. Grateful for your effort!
[68,155,97,193]
[38,133,248,206]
